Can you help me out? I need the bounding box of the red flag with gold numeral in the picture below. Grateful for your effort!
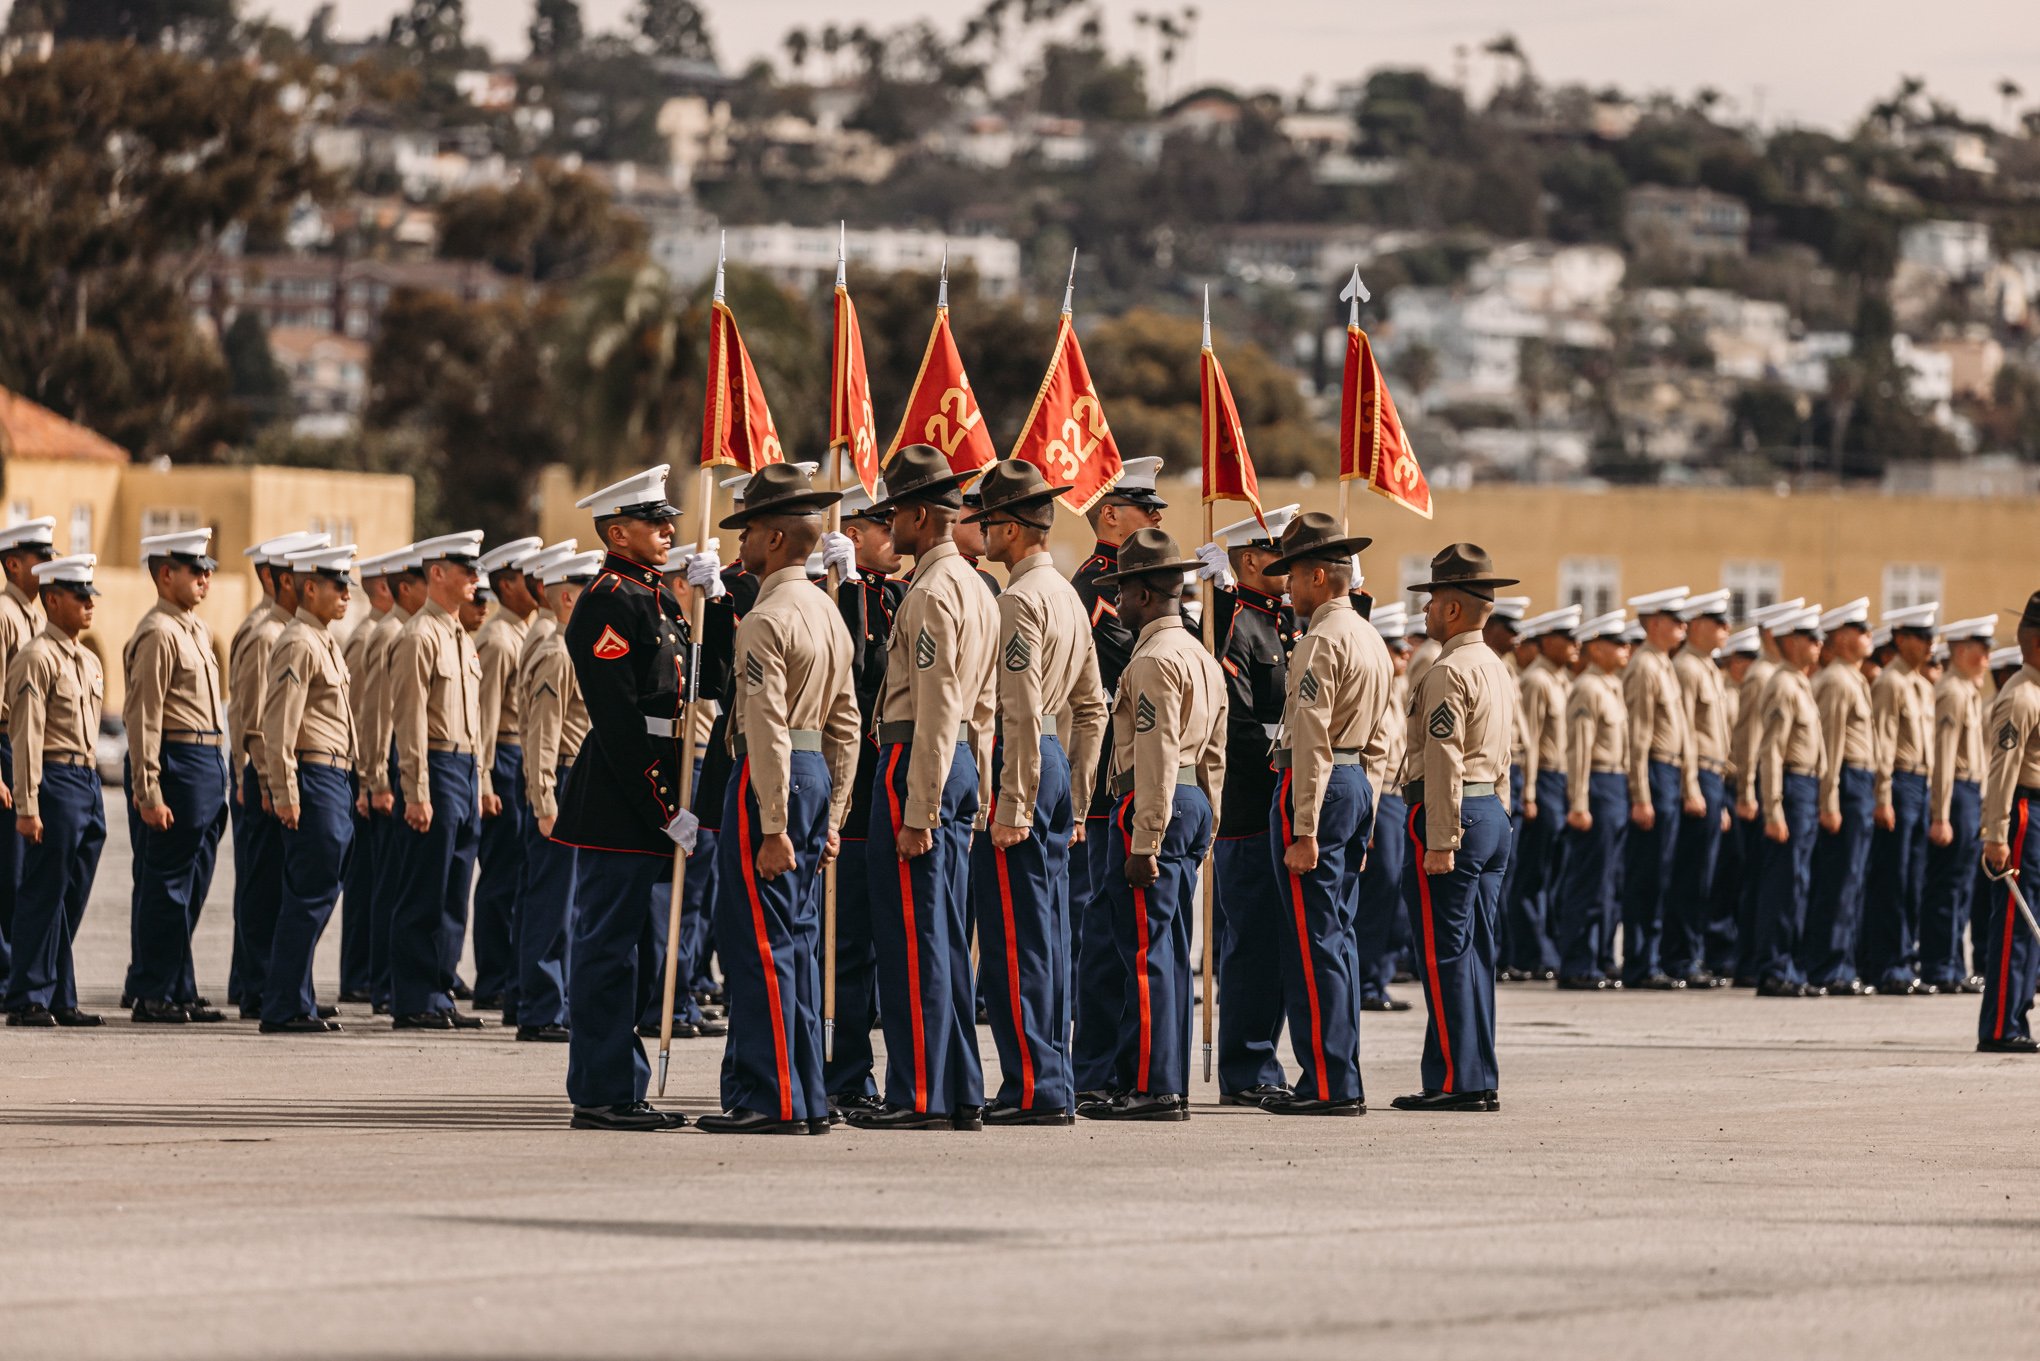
[886,305,996,476]
[1199,341,1266,531]
[1009,315,1123,513]
[1340,322,1431,519]
[830,282,881,495]
[700,298,784,472]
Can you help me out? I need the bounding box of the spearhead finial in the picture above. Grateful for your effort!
[1061,247,1078,316]
[1201,285,1212,350]
[1340,263,1370,326]
[937,244,949,310]
[835,221,846,288]
[714,230,726,303]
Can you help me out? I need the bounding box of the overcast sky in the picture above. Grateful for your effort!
[159,2,2040,131]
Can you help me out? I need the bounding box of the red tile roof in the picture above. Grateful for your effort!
[0,388,128,464]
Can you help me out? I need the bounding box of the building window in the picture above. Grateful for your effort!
[1398,553,1432,616]
[141,507,202,539]
[1722,559,1782,624]
[1882,563,1943,615]
[68,502,93,553]
[7,500,31,526]
[1559,556,1621,617]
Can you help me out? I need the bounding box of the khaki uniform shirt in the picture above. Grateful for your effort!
[473,605,531,801]
[356,605,411,794]
[1757,667,1825,823]
[1367,673,1408,795]
[1564,668,1628,817]
[261,609,357,808]
[390,599,481,806]
[518,622,587,822]
[1519,654,1570,789]
[342,603,384,743]
[1870,658,1935,810]
[991,552,1108,831]
[1624,643,1699,803]
[228,601,293,792]
[727,565,861,836]
[1931,669,1985,823]
[1404,636,1442,695]
[0,580,43,738]
[1981,665,2040,843]
[1676,643,1731,778]
[1731,655,1779,805]
[1108,616,1227,856]
[7,625,102,818]
[1278,598,1391,838]
[122,600,225,808]
[1813,659,1874,817]
[876,540,998,830]
[1398,631,1517,847]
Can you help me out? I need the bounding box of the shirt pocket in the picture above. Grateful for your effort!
[1248,643,1285,716]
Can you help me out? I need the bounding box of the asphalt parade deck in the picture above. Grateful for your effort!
[3,795,2036,1359]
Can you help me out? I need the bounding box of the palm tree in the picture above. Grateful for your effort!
[782,27,811,79]
[551,262,698,480]
[2001,78,2024,129]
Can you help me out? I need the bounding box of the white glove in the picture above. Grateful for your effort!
[1193,541,1235,588]
[666,807,701,854]
[1350,555,1365,590]
[820,530,856,580]
[685,539,726,600]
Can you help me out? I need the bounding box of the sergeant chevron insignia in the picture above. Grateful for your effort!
[1004,632,1031,673]
[1298,667,1320,702]
[1999,720,2020,751]
[744,652,764,691]
[915,627,936,670]
[1135,693,1157,733]
[1428,701,1456,739]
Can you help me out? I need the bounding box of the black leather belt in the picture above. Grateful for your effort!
[733,729,822,757]
[877,721,969,746]
[1110,766,1195,797]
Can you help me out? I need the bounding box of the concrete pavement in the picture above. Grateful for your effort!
[2,794,2036,1358]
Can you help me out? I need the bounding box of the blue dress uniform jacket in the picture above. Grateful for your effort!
[554,553,690,855]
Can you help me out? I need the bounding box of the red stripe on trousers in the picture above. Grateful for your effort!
[1997,798,2029,1040]
[1276,770,1330,1101]
[1406,802,1456,1094]
[1120,794,1155,1094]
[883,746,929,1112]
[989,793,1037,1109]
[736,761,793,1122]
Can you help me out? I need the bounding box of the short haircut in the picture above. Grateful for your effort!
[754,511,824,557]
[1436,585,1493,625]
[1127,571,1183,602]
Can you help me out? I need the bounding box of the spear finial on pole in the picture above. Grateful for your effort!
[1061,247,1078,317]
[836,220,846,288]
[714,230,726,303]
[1340,263,1370,327]
[937,244,949,310]
[1201,285,1212,350]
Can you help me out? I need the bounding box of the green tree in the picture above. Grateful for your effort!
[386,0,467,66]
[43,0,238,48]
[527,0,582,59]
[438,160,645,283]
[223,311,290,430]
[634,0,716,62]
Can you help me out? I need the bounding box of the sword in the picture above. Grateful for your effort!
[1981,859,2040,945]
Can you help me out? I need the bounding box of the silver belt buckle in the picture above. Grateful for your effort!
[645,715,676,738]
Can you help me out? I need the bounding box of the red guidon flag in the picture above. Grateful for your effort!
[888,304,996,475]
[830,281,880,495]
[1009,315,1123,513]
[701,298,784,471]
[1200,337,1265,532]
[1341,322,1431,519]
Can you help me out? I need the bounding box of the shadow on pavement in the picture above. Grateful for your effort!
[0,1097,572,1131]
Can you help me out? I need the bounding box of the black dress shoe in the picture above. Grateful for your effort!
[570,1102,688,1131]
[1074,1088,1118,1108]
[1261,1094,1365,1116]
[1731,976,1758,988]
[696,1108,813,1134]
[1077,1091,1189,1122]
[516,1023,571,1042]
[238,1006,262,1020]
[260,1015,340,1034]
[184,1003,226,1023]
[1875,978,1927,996]
[472,993,504,1012]
[132,999,190,1024]
[1756,977,1810,997]
[1391,969,1416,984]
[316,1004,339,1019]
[450,982,474,1001]
[1977,1036,2040,1054]
[950,1105,983,1131]
[439,1008,484,1030]
[829,1092,885,1118]
[1218,1083,1293,1108]
[371,1002,390,1015]
[843,1104,955,1131]
[637,1019,697,1039]
[7,1004,56,1027]
[1827,978,1869,996]
[1558,975,1611,990]
[983,1102,1076,1126]
[1533,969,1558,981]
[1683,971,1729,989]
[1389,1088,1499,1112]
[52,1007,102,1027]
[338,990,372,1005]
[120,992,135,1009]
[1631,974,1685,990]
[694,1017,728,1037]
[1957,975,1986,994]
[392,1011,454,1030]
[1361,995,1413,1012]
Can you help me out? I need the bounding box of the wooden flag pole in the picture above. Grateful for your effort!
[1199,496,1217,1083]
[656,461,715,1098]
[823,227,849,1064]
